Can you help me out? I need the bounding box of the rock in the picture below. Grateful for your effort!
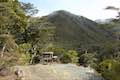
[0,67,11,76]
[15,67,23,79]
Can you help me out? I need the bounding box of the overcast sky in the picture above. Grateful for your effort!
[19,0,120,20]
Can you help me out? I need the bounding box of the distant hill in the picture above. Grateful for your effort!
[44,10,113,48]
[95,19,114,24]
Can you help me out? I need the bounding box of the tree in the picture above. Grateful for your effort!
[25,17,55,50]
[79,52,98,67]
[0,0,27,42]
[60,50,78,63]
[17,43,31,65]
[0,0,30,67]
[20,2,38,16]
[98,59,120,80]
[0,34,19,67]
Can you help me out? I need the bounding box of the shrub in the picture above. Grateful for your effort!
[79,52,97,67]
[16,43,31,65]
[60,50,78,63]
[98,59,120,80]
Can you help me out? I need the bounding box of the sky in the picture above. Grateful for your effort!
[19,0,120,20]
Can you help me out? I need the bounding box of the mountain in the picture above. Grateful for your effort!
[41,10,113,48]
[95,19,114,24]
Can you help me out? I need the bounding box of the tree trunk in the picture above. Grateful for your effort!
[30,52,37,64]
[0,44,6,57]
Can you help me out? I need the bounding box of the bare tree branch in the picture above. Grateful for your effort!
[0,44,6,57]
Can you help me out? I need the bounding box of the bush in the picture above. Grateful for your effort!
[17,43,31,65]
[79,52,97,67]
[98,59,120,80]
[60,50,78,63]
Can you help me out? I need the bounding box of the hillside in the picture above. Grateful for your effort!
[46,10,113,48]
[1,1,120,80]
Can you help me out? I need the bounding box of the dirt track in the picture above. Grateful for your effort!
[14,64,104,80]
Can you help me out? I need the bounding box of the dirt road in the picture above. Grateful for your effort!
[14,64,104,80]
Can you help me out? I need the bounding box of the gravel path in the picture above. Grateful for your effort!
[15,64,104,80]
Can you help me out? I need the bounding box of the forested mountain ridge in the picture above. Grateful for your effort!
[27,10,115,50]
[46,10,114,48]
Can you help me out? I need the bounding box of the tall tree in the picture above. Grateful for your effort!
[0,0,27,39]
[20,2,38,16]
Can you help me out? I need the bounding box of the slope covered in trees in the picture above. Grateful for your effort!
[47,10,114,48]
[0,0,120,80]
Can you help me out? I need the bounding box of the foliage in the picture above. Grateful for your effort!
[25,17,56,51]
[16,43,31,65]
[60,50,78,63]
[0,2,120,80]
[0,0,27,44]
[79,52,98,67]
[20,2,38,16]
[0,35,31,66]
[0,0,29,67]
[97,59,120,80]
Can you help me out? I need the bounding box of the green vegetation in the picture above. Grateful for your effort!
[0,1,120,80]
[97,59,120,80]
[47,10,113,48]
[0,0,35,66]
[79,52,98,67]
[60,50,78,63]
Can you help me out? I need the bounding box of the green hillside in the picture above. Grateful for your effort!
[46,10,113,48]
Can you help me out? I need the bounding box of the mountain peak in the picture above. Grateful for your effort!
[45,10,112,48]
[48,10,80,19]
[50,10,71,15]
[48,10,96,24]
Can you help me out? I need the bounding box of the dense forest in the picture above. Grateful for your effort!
[0,0,120,80]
